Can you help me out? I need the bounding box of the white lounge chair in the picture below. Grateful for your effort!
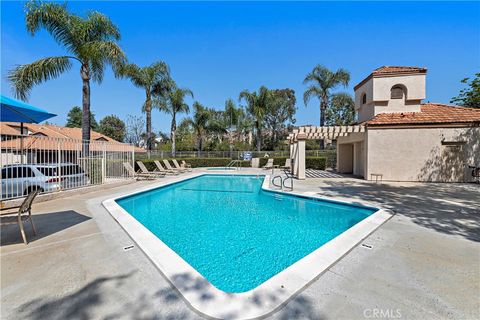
[280,159,291,170]
[263,158,274,170]
[136,161,165,178]
[123,162,155,180]
[173,159,192,172]
[181,160,192,169]
[154,160,179,175]
[163,160,187,173]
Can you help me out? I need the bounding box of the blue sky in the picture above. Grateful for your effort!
[1,1,479,132]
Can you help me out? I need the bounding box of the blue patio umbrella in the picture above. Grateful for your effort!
[1,95,57,163]
[1,95,56,123]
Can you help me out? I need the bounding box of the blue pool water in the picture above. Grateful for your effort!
[117,175,376,293]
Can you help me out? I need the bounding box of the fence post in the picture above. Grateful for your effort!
[102,143,107,183]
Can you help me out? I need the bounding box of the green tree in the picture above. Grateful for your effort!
[324,93,356,126]
[239,86,271,151]
[182,102,226,155]
[264,88,297,148]
[118,62,170,149]
[158,87,193,156]
[451,73,480,108]
[98,115,126,142]
[8,1,126,151]
[303,65,350,148]
[223,98,242,155]
[66,106,97,130]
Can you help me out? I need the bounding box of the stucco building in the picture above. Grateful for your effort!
[289,66,480,182]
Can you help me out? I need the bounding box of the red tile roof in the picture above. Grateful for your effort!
[354,66,427,90]
[372,66,427,76]
[1,122,146,152]
[366,103,480,126]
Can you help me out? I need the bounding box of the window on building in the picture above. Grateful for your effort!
[391,86,405,99]
[362,93,367,104]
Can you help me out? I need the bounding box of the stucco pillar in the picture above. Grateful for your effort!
[289,141,294,174]
[292,140,298,176]
[296,133,306,180]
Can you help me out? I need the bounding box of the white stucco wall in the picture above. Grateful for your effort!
[372,75,426,102]
[355,74,426,122]
[355,78,374,123]
[366,126,480,182]
[337,132,367,177]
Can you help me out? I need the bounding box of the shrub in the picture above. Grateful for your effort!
[136,156,326,170]
[305,157,326,170]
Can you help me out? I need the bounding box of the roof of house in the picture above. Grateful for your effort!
[1,122,145,152]
[372,66,427,76]
[365,103,480,126]
[354,65,427,90]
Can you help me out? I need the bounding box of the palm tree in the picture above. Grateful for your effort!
[158,87,193,156]
[182,102,210,156]
[8,1,126,153]
[223,98,240,156]
[239,86,271,151]
[303,65,350,148]
[119,62,170,150]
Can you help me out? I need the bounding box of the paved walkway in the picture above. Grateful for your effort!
[1,169,479,320]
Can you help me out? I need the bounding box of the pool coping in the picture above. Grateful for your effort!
[102,172,393,320]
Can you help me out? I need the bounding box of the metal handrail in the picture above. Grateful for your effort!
[271,175,282,189]
[227,159,242,170]
[270,171,294,191]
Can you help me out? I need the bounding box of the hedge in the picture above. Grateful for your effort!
[138,156,327,170]
[138,158,249,171]
[305,157,326,170]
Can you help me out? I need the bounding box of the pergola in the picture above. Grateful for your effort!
[287,125,366,179]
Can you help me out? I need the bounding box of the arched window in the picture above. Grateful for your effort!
[391,85,405,99]
[361,93,367,104]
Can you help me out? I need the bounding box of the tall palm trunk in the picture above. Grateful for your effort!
[197,129,203,157]
[319,99,327,149]
[171,113,176,157]
[81,65,91,155]
[145,90,153,150]
[256,121,262,151]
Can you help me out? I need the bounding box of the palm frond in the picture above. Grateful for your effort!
[303,85,322,106]
[8,56,73,100]
[84,11,121,41]
[79,41,126,82]
[25,1,75,51]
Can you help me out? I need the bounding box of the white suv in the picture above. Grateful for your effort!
[1,163,90,199]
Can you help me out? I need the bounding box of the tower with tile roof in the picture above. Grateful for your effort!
[354,66,427,123]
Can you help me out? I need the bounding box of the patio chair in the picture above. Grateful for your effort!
[181,160,192,169]
[280,158,292,171]
[136,161,166,178]
[154,160,179,175]
[163,160,187,173]
[123,162,156,180]
[263,158,274,170]
[0,189,40,244]
[173,159,192,172]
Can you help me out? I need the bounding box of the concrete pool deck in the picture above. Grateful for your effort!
[1,168,479,319]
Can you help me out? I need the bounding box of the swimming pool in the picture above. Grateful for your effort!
[104,173,391,319]
[206,167,237,171]
[116,175,376,293]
